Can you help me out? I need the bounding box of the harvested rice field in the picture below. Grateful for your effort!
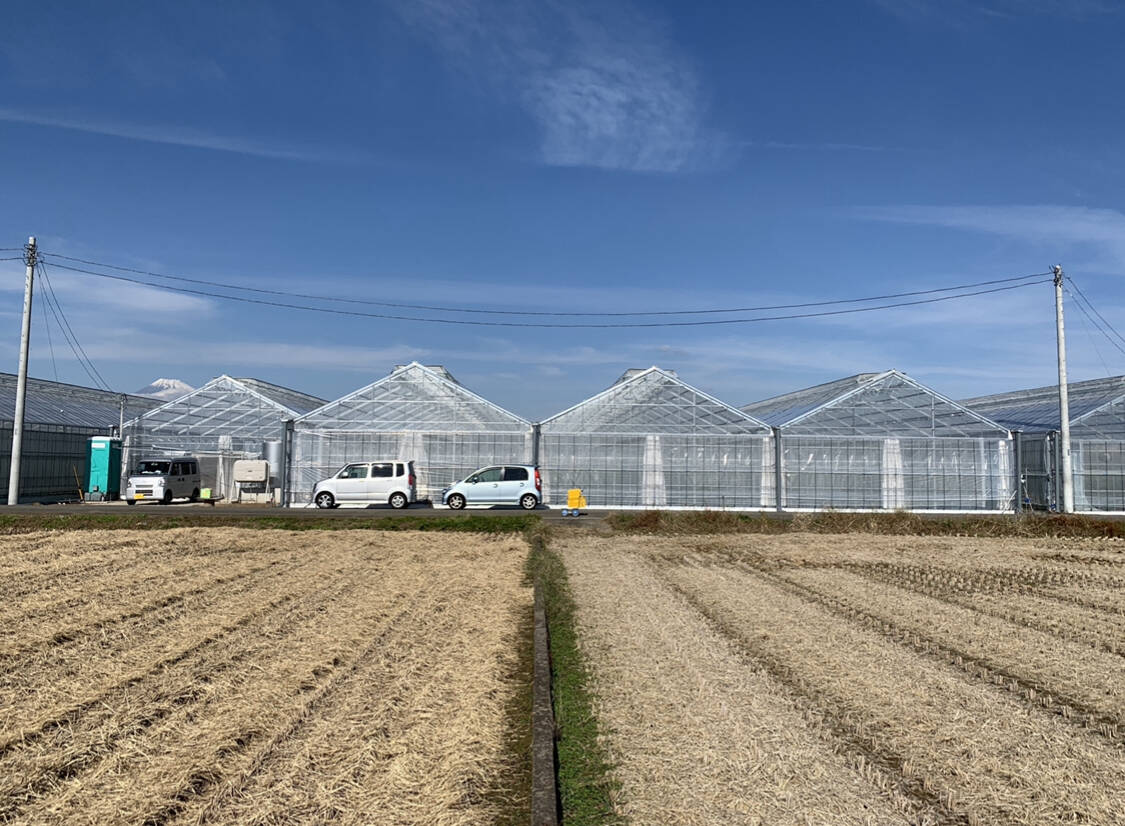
[558,533,1125,825]
[0,528,531,826]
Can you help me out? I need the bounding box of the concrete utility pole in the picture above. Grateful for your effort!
[1054,265,1075,513]
[8,237,37,506]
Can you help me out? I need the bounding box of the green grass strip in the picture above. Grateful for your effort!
[527,525,624,826]
[606,509,1125,539]
[0,512,536,535]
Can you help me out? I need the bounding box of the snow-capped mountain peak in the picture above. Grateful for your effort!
[134,378,194,401]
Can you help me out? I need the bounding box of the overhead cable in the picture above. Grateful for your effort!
[1065,287,1125,362]
[36,262,112,390]
[45,259,1053,329]
[40,251,1050,318]
[1067,277,1125,349]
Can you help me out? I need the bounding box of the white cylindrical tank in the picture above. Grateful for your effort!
[263,440,283,486]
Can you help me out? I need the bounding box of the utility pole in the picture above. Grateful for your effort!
[1054,265,1074,513]
[7,237,37,506]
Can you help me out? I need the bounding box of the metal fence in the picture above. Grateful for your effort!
[1014,433,1125,512]
[0,421,105,502]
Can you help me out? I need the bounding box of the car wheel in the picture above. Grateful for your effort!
[190,488,200,503]
[126,499,136,506]
[162,490,173,505]
[520,493,538,510]
[315,491,335,509]
[447,493,466,510]
[389,492,408,509]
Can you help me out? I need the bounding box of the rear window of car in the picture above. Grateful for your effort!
[395,463,405,477]
[503,467,528,481]
[371,463,393,478]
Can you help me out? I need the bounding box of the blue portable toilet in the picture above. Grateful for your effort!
[86,437,122,501]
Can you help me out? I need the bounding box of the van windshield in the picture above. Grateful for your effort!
[137,461,171,475]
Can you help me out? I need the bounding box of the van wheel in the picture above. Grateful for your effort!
[389,492,409,509]
[162,490,173,505]
[126,499,136,506]
[190,488,200,503]
[520,493,538,510]
[315,492,335,509]
[447,493,466,510]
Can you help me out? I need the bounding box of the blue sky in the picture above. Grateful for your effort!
[3,0,1125,419]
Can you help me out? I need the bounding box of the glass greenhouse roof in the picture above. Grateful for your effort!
[0,372,159,429]
[542,366,771,435]
[743,370,1010,438]
[128,375,323,438]
[960,375,1125,433]
[294,362,528,432]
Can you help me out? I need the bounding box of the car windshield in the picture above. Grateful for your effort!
[137,461,171,475]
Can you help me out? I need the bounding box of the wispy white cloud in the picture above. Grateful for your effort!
[392,0,729,172]
[871,0,1118,21]
[854,204,1125,270]
[0,107,366,164]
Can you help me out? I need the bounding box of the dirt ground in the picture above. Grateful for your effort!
[559,533,1125,826]
[0,528,532,826]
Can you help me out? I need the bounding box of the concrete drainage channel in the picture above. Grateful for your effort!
[531,583,559,826]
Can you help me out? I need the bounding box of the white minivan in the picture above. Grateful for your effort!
[125,457,202,505]
[313,460,417,509]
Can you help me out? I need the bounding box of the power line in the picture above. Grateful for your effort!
[45,259,1053,329]
[0,256,24,261]
[1064,285,1125,360]
[36,262,112,390]
[38,278,59,382]
[1067,277,1125,349]
[40,251,1051,318]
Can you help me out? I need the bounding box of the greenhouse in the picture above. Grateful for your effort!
[961,375,1125,511]
[743,370,1014,511]
[287,363,531,505]
[1,372,158,502]
[539,367,774,508]
[124,375,323,501]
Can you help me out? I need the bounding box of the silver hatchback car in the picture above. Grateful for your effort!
[442,465,541,510]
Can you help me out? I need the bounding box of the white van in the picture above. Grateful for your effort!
[313,460,417,509]
[125,457,202,505]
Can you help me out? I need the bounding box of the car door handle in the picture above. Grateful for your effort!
[492,483,499,487]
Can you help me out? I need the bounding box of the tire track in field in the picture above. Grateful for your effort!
[0,560,282,660]
[156,604,415,826]
[849,561,1125,617]
[836,560,1125,659]
[0,554,244,629]
[0,556,319,756]
[0,568,360,820]
[651,565,971,826]
[0,544,182,600]
[725,558,1125,746]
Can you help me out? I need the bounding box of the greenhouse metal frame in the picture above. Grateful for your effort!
[124,375,323,501]
[744,370,1015,511]
[962,375,1125,512]
[286,363,532,505]
[1,372,159,502]
[539,367,774,508]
